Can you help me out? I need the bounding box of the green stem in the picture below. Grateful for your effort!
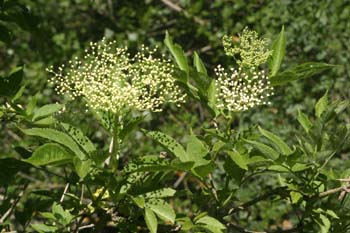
[110,115,121,172]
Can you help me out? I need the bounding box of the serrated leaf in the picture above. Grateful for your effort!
[164,31,189,74]
[193,52,207,75]
[297,110,312,133]
[22,128,86,160]
[315,91,328,118]
[61,123,95,154]
[147,201,176,224]
[32,104,62,121]
[195,215,226,233]
[245,139,279,160]
[227,150,248,170]
[269,26,286,76]
[24,143,73,166]
[145,208,158,233]
[269,62,336,86]
[259,126,292,155]
[144,130,188,162]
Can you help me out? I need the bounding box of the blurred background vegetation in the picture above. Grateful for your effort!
[1,0,350,230]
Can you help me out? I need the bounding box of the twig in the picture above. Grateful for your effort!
[0,183,29,224]
[227,222,302,233]
[160,0,207,25]
[78,223,95,231]
[161,0,181,12]
[228,187,288,214]
[337,178,350,182]
[173,172,187,188]
[60,183,70,203]
[319,185,350,197]
[208,174,219,201]
[339,177,350,201]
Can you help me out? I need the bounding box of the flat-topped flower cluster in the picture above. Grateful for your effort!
[216,28,274,113]
[47,38,185,115]
[215,66,273,112]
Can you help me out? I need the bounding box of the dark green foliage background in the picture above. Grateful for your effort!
[1,0,350,232]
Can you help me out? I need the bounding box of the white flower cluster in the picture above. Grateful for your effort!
[215,65,273,112]
[47,39,186,115]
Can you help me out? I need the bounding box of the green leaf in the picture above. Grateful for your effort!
[224,156,246,183]
[244,139,279,160]
[145,208,158,233]
[315,91,328,118]
[12,84,26,102]
[227,150,248,170]
[144,130,188,162]
[164,31,189,74]
[33,117,57,126]
[147,201,176,224]
[26,94,38,116]
[61,123,96,154]
[290,191,303,204]
[268,164,289,172]
[21,128,86,160]
[193,161,215,178]
[297,110,312,133]
[258,126,292,155]
[177,217,194,231]
[193,52,207,75]
[269,26,286,76]
[32,104,63,121]
[186,135,208,160]
[269,62,336,86]
[317,214,331,233]
[72,157,92,179]
[0,66,23,97]
[31,224,58,233]
[52,202,74,226]
[143,188,176,199]
[195,215,226,233]
[131,196,145,208]
[191,69,211,95]
[207,80,218,116]
[24,143,73,166]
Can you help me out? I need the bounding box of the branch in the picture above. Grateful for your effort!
[160,0,207,25]
[227,223,302,233]
[161,0,181,12]
[0,183,29,224]
[229,187,288,214]
[319,184,350,198]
